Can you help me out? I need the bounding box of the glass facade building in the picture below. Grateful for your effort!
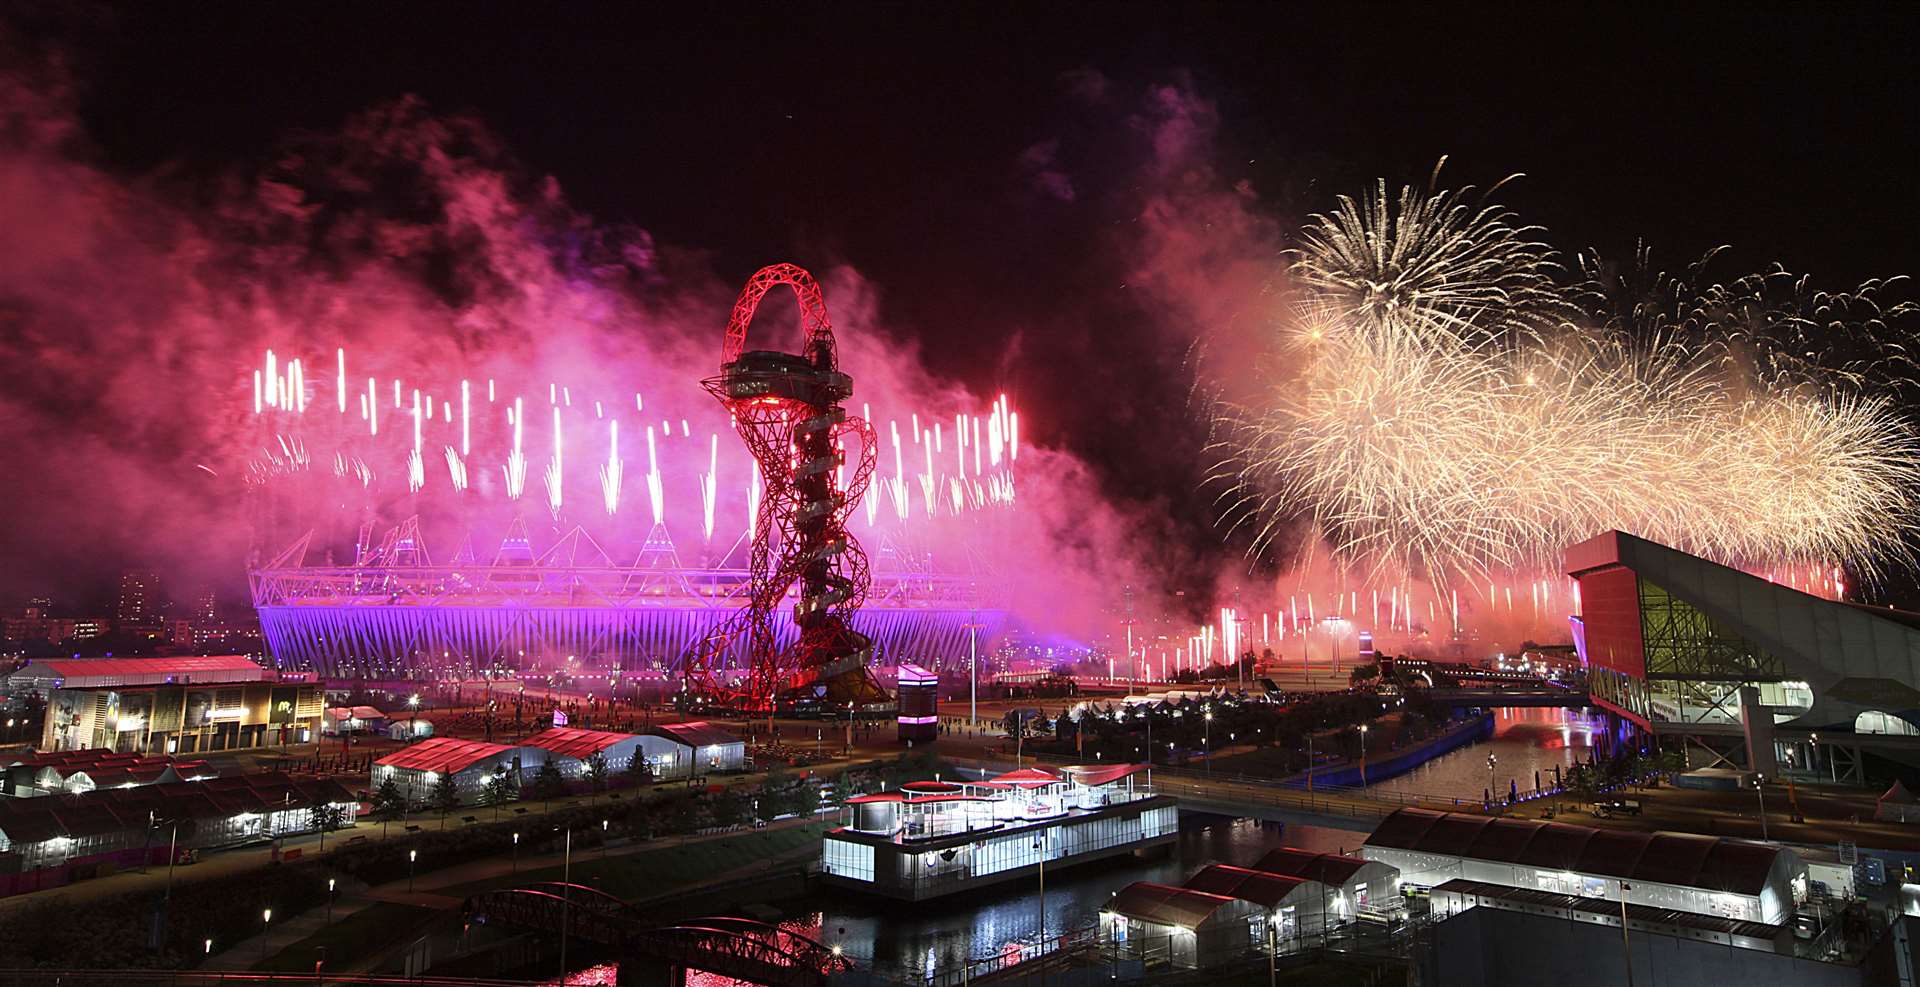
[822,766,1177,901]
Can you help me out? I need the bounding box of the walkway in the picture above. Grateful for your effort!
[210,812,833,975]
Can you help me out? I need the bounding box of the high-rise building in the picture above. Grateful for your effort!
[116,570,160,626]
[193,587,217,624]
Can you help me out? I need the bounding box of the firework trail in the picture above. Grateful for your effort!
[1215,167,1920,589]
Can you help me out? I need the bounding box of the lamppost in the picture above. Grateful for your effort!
[1752,774,1770,841]
[1267,912,1278,987]
[1618,879,1635,987]
[326,878,336,925]
[1145,710,1154,787]
[512,831,520,874]
[1358,723,1370,787]
[407,849,418,891]
[260,908,272,964]
[1032,831,1049,946]
[1306,733,1316,797]
[1204,710,1214,777]
[966,606,983,728]
[407,693,421,741]
[559,828,574,984]
[1486,752,1499,810]
[601,819,610,860]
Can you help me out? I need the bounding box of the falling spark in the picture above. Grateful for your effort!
[599,420,624,516]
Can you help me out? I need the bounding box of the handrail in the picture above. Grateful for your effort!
[0,973,531,987]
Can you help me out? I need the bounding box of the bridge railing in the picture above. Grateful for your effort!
[946,757,1495,818]
[0,974,531,987]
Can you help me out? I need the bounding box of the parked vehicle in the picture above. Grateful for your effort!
[1592,799,1642,818]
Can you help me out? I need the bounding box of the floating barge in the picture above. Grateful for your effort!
[821,764,1176,901]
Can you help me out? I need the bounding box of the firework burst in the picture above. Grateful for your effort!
[1217,171,1920,589]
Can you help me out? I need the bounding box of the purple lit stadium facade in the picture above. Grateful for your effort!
[248,522,1005,683]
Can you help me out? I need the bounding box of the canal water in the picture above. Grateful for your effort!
[1365,705,1604,803]
[779,812,1361,983]
[543,707,1604,985]
[543,811,1358,985]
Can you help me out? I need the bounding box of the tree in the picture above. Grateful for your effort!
[1349,663,1381,687]
[430,772,461,829]
[825,770,853,814]
[752,785,780,825]
[1566,763,1601,803]
[708,787,747,828]
[482,769,519,820]
[626,753,655,788]
[532,762,567,809]
[585,752,609,800]
[371,778,407,839]
[309,802,344,852]
[789,781,821,819]
[1658,748,1687,780]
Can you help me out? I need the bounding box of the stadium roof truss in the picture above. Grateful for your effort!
[248,518,1005,677]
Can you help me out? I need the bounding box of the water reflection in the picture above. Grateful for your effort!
[779,812,1355,980]
[1368,706,1602,802]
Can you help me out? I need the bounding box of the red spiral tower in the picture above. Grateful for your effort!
[686,264,887,711]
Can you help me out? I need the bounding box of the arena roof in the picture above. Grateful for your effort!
[651,721,741,749]
[520,727,637,761]
[1183,864,1313,908]
[1251,847,1373,886]
[1367,808,1785,895]
[1109,882,1239,928]
[9,655,271,689]
[375,737,516,774]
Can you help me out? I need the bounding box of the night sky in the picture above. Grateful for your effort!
[8,3,1920,610]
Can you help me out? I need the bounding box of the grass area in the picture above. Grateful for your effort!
[251,902,436,972]
[439,822,831,902]
[1204,745,1308,777]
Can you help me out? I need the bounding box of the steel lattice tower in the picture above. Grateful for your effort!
[685,264,887,710]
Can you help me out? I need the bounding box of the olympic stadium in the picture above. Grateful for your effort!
[248,517,1007,682]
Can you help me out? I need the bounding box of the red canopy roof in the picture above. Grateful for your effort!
[521,727,636,761]
[1184,864,1312,908]
[1064,764,1144,787]
[1109,882,1238,928]
[25,655,271,687]
[1252,847,1371,886]
[990,768,1063,788]
[651,721,741,749]
[374,737,515,774]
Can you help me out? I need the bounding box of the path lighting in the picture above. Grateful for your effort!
[1359,723,1371,787]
